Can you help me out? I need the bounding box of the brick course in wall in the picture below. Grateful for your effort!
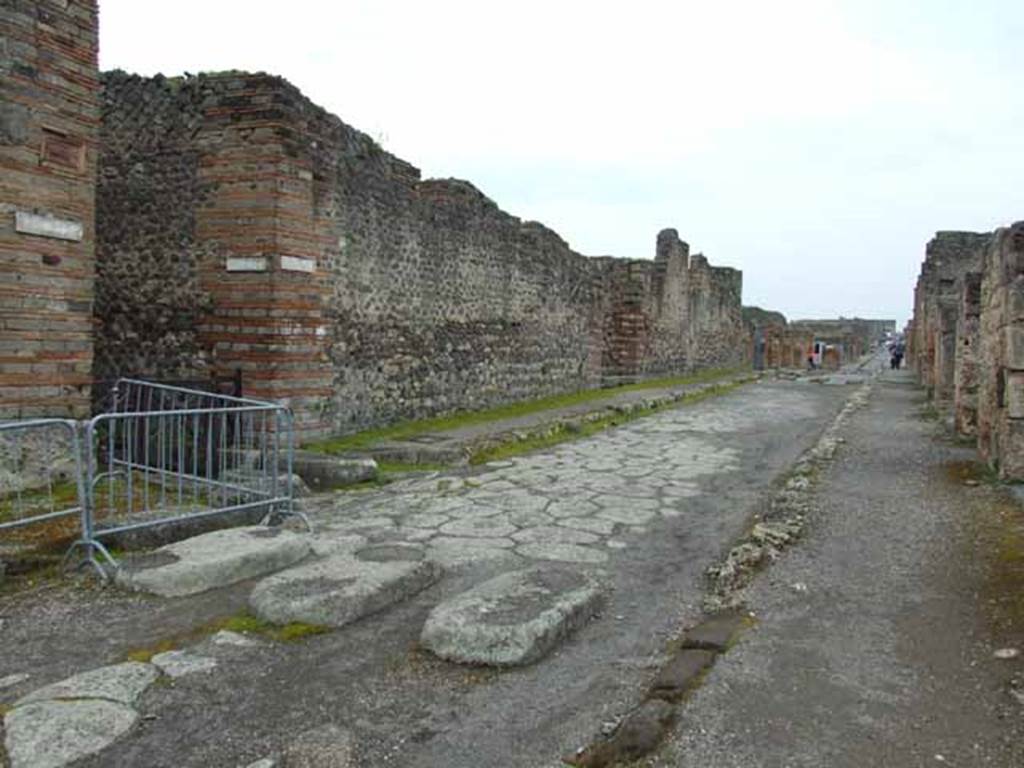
[0,0,98,418]
[95,71,750,437]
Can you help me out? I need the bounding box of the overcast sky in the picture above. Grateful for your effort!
[99,0,1024,325]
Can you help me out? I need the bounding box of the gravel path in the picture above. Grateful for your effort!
[655,370,1024,767]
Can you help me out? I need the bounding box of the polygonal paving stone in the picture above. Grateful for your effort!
[421,566,604,666]
[595,506,658,526]
[427,538,518,568]
[4,699,138,768]
[250,554,441,628]
[547,499,601,519]
[16,662,158,707]
[310,532,367,558]
[116,526,312,597]
[150,650,217,679]
[512,526,601,546]
[438,515,517,538]
[400,512,451,529]
[516,543,609,564]
[557,516,619,536]
[593,495,662,511]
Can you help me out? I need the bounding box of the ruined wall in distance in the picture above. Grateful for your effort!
[909,231,989,400]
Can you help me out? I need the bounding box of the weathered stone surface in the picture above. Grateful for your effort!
[292,454,379,491]
[649,648,717,701]
[250,555,441,627]
[150,650,218,678]
[4,699,138,768]
[310,532,368,558]
[515,543,609,564]
[682,609,749,652]
[117,526,312,597]
[0,672,30,690]
[420,566,604,666]
[281,724,354,767]
[211,630,260,648]
[16,661,158,707]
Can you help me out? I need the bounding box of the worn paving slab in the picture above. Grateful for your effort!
[116,526,312,597]
[250,553,442,628]
[150,650,217,679]
[0,380,852,768]
[421,566,605,666]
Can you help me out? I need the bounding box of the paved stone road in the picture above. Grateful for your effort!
[0,379,851,768]
[304,383,831,569]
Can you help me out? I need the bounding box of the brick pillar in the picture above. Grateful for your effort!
[194,76,332,436]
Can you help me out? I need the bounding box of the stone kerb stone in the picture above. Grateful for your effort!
[420,566,605,666]
[116,526,313,597]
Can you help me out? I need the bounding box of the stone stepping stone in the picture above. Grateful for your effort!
[4,661,159,768]
[15,661,157,707]
[250,552,441,628]
[116,526,312,598]
[5,699,138,768]
[420,565,604,666]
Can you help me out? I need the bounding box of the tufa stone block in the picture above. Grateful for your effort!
[1006,326,1024,370]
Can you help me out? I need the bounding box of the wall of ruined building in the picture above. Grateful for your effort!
[977,223,1024,479]
[0,0,99,418]
[909,232,989,402]
[954,272,982,435]
[94,72,748,436]
[688,256,747,370]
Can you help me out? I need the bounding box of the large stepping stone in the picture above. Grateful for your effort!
[5,699,138,768]
[420,566,604,666]
[250,550,441,628]
[4,661,159,768]
[117,526,312,597]
[15,661,158,707]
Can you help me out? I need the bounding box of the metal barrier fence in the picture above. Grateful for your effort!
[0,418,86,543]
[0,379,307,578]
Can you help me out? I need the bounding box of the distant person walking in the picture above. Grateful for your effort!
[890,343,904,370]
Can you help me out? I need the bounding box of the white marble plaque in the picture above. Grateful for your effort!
[15,211,83,242]
[226,257,268,272]
[281,256,315,273]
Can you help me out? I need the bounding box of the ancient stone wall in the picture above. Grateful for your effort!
[909,232,989,400]
[954,272,982,435]
[94,72,749,437]
[976,223,1024,478]
[0,0,99,418]
[95,72,213,382]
